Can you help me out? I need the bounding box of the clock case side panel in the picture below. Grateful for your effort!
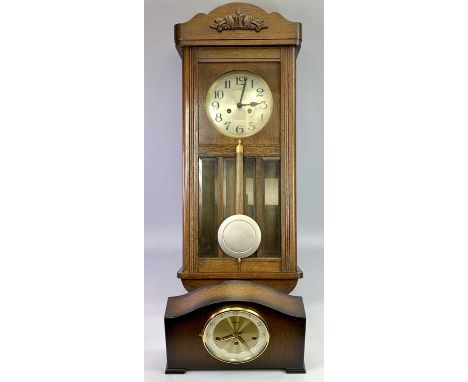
[280,46,297,273]
[181,46,199,274]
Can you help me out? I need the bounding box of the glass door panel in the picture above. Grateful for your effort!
[198,158,218,257]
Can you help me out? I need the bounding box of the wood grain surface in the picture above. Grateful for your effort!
[165,280,306,373]
[177,2,302,293]
[174,2,302,53]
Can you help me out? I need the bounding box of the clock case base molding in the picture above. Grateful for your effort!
[178,267,303,294]
[165,365,306,374]
[164,280,306,373]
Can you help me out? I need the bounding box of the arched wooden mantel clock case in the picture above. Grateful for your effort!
[164,2,306,374]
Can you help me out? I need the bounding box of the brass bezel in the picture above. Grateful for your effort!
[202,306,270,364]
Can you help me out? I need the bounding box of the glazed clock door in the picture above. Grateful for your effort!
[197,57,282,263]
[198,154,281,259]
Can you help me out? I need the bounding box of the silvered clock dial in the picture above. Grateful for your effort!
[205,70,273,138]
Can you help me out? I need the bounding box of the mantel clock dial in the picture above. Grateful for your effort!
[202,307,270,363]
[206,70,273,138]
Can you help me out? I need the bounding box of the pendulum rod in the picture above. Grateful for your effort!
[235,139,244,215]
[236,139,243,269]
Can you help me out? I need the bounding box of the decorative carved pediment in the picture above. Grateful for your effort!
[210,9,267,32]
[174,2,301,52]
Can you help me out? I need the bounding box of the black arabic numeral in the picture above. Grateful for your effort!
[224,122,231,130]
[225,80,231,89]
[236,76,247,86]
[212,101,219,110]
[215,113,222,122]
[236,126,244,135]
[256,88,264,97]
[214,90,224,99]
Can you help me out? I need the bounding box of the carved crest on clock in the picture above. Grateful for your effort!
[210,10,268,32]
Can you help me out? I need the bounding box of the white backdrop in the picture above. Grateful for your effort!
[2,1,468,381]
[144,0,324,381]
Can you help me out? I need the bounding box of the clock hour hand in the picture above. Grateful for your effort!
[239,101,262,107]
[216,332,243,342]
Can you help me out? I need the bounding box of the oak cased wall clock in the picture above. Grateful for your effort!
[164,2,306,373]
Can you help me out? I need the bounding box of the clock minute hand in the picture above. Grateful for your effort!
[236,77,248,108]
[234,333,253,354]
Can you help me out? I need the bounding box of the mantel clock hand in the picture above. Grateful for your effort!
[216,334,235,342]
[234,333,253,354]
[216,332,243,342]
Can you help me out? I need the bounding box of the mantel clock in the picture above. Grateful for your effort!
[164,2,306,373]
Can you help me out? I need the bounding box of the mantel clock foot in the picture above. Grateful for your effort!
[285,364,307,373]
[165,365,187,374]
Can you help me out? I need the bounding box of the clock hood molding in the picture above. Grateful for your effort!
[174,2,302,54]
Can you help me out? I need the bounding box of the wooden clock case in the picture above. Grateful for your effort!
[164,2,306,374]
[174,2,303,294]
[165,281,306,373]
